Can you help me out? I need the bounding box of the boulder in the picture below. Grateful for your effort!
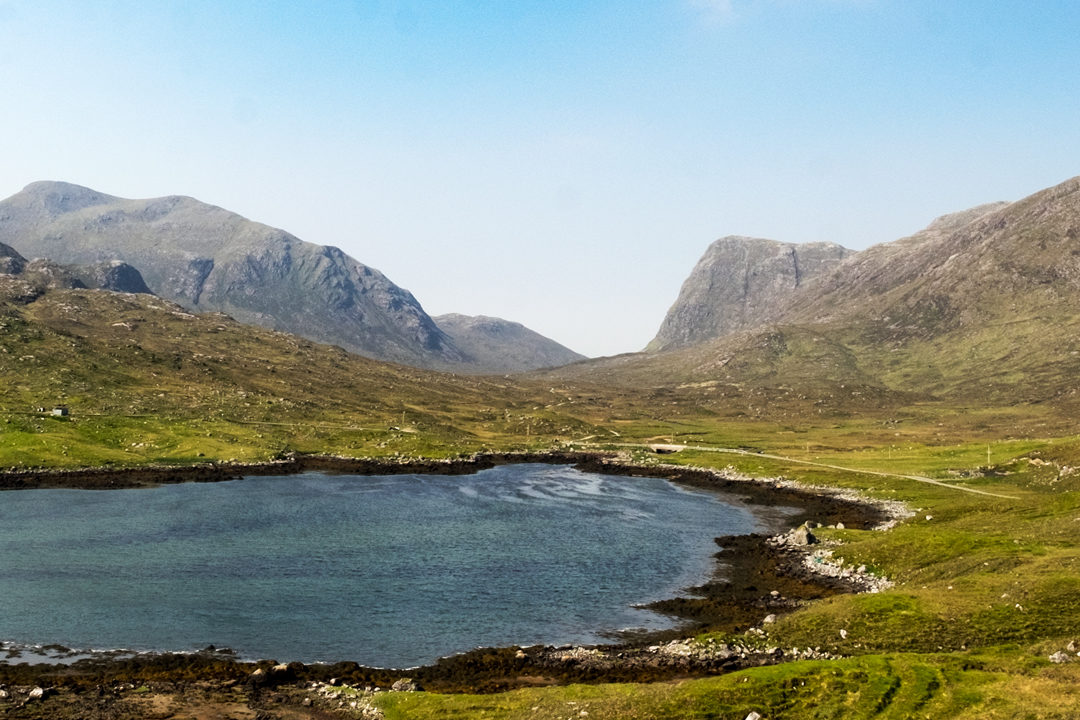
[790,523,817,546]
[248,661,305,689]
[391,678,420,692]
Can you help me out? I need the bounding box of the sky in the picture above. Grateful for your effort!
[1,1,1079,358]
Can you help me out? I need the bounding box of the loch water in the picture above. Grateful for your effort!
[0,463,764,667]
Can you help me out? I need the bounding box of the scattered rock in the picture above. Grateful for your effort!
[790,524,817,546]
[763,614,777,624]
[248,661,304,689]
[391,678,420,692]
[1050,651,1071,664]
[746,712,763,720]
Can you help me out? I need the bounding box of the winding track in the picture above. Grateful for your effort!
[587,442,1020,500]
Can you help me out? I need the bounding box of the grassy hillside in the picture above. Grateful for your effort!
[0,281,615,468]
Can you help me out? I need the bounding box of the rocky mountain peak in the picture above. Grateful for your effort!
[646,236,854,352]
[14,181,118,217]
[0,183,463,369]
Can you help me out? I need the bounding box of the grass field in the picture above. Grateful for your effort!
[5,286,1080,717]
[358,432,1080,719]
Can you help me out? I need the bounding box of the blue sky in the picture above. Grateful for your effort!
[1,1,1079,357]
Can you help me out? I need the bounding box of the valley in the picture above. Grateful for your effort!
[2,176,1080,719]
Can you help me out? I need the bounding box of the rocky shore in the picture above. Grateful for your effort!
[0,450,606,491]
[0,452,909,718]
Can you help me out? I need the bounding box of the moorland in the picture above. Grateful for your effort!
[2,177,1080,718]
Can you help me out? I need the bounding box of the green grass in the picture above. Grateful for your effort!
[375,654,1080,719]
[359,436,1080,719]
[8,286,1080,718]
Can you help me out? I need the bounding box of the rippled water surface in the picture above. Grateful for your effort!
[0,464,761,667]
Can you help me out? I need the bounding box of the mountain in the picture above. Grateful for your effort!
[0,276,605,456]
[781,202,1011,328]
[433,313,586,373]
[0,181,465,369]
[547,176,1080,413]
[646,237,853,352]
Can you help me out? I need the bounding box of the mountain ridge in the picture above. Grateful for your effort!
[545,175,1080,412]
[0,181,579,373]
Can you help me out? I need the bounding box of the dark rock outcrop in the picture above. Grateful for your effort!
[0,241,151,294]
[68,260,153,294]
[0,242,27,274]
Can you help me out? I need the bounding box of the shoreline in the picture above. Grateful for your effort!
[0,452,905,698]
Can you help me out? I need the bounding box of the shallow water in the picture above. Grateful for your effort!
[0,464,762,667]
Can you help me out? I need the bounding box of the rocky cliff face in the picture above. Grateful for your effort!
[647,237,853,351]
[434,313,586,374]
[0,181,464,368]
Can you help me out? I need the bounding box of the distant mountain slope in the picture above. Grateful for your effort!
[434,313,586,374]
[785,202,1011,328]
[646,237,853,352]
[0,181,464,369]
[547,176,1080,410]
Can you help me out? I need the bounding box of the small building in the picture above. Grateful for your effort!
[51,406,69,417]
